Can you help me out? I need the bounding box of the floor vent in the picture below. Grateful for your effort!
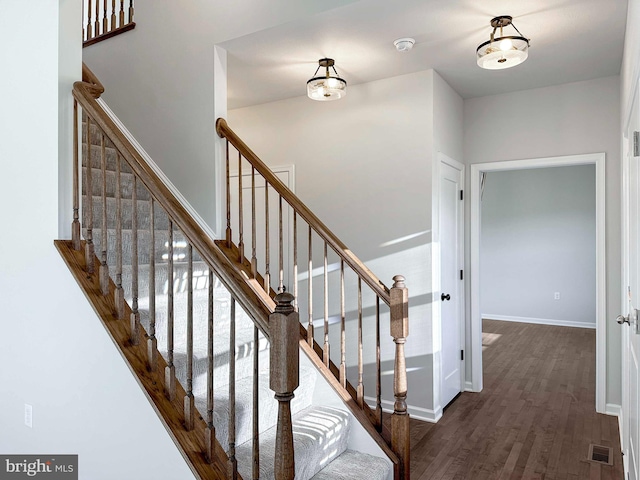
[588,444,613,465]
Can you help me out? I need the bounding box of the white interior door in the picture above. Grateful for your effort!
[440,156,465,407]
[230,167,293,293]
[623,82,640,480]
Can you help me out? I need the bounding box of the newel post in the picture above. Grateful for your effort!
[390,275,410,479]
[270,292,299,480]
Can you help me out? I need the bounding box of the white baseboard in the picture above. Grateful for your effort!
[364,396,443,423]
[483,314,596,330]
[605,403,622,417]
[464,381,476,392]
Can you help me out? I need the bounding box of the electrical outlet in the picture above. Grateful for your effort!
[24,404,32,428]
[554,292,561,300]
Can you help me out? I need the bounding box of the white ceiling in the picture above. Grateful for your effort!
[220,0,628,110]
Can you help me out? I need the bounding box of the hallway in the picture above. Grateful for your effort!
[407,320,623,479]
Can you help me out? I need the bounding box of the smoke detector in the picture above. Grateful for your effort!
[394,38,415,53]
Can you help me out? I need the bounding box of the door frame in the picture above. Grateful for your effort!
[432,152,465,418]
[469,153,606,413]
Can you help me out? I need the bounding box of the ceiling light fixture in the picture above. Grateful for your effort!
[307,58,347,101]
[394,38,415,53]
[476,16,530,70]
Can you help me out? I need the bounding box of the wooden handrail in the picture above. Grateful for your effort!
[216,118,391,305]
[73,64,272,338]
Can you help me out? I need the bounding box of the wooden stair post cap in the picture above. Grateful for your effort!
[392,275,406,289]
[274,292,295,313]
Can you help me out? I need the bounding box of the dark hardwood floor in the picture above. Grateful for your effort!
[405,319,623,479]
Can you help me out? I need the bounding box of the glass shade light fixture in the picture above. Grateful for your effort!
[307,58,347,101]
[476,16,530,70]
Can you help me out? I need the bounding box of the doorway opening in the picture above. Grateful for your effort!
[469,153,606,413]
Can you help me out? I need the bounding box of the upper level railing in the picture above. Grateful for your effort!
[83,0,135,47]
[216,118,411,479]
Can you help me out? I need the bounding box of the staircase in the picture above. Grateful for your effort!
[57,63,410,479]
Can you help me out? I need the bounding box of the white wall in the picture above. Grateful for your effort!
[480,166,596,327]
[464,75,622,406]
[0,2,195,478]
[229,70,464,419]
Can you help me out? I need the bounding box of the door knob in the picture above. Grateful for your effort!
[441,293,451,302]
[617,314,630,325]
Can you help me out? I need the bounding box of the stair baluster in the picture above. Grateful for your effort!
[225,140,232,248]
[184,244,195,430]
[147,198,157,368]
[375,296,382,431]
[119,0,125,32]
[357,277,364,408]
[390,275,410,480]
[252,325,260,479]
[264,184,270,291]
[293,212,298,311]
[110,0,116,32]
[94,0,100,38]
[72,100,81,251]
[129,175,140,345]
[128,0,134,22]
[205,269,216,463]
[102,0,108,37]
[86,0,93,41]
[228,298,238,479]
[165,220,176,400]
[307,226,313,347]
[114,154,125,319]
[84,116,95,273]
[339,260,346,388]
[278,195,284,293]
[238,152,244,264]
[323,241,329,367]
[251,166,258,278]
[99,133,110,296]
[270,292,299,480]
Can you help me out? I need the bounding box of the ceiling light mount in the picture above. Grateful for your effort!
[307,58,347,101]
[476,15,530,70]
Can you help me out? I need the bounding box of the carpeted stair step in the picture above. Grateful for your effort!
[120,261,210,300]
[82,143,133,173]
[137,285,270,390]
[310,450,391,480]
[84,195,171,232]
[195,366,317,451]
[83,227,199,266]
[82,165,151,200]
[236,405,351,480]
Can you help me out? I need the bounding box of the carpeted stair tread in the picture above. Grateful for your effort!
[195,365,317,450]
[310,450,391,480]
[82,166,151,200]
[236,405,351,480]
[82,144,133,173]
[83,227,201,265]
[84,195,171,231]
[137,285,267,390]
